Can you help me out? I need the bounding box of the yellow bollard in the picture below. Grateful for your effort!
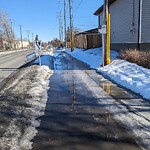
[71,32,74,51]
[106,13,111,64]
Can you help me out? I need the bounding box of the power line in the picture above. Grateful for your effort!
[74,0,84,14]
[75,25,97,27]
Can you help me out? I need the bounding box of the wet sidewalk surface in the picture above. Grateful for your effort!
[32,51,143,150]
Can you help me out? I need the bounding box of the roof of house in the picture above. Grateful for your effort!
[75,28,99,36]
[94,0,116,15]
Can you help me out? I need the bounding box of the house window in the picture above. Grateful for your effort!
[98,15,101,28]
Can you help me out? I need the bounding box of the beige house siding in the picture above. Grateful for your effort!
[95,0,150,50]
[99,0,140,44]
[16,41,29,49]
[141,0,150,43]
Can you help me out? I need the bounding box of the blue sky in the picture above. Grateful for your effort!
[0,0,103,42]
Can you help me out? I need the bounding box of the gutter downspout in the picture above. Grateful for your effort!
[138,0,142,50]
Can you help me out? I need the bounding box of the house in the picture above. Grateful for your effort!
[75,28,101,49]
[15,40,30,49]
[0,39,29,50]
[0,37,3,50]
[0,38,10,50]
[94,0,150,50]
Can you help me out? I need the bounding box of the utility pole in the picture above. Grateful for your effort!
[27,30,30,42]
[20,25,23,49]
[69,0,74,51]
[32,33,34,45]
[59,15,61,41]
[64,0,67,49]
[10,20,13,49]
[60,13,63,43]
[58,12,63,44]
[102,0,110,66]
[27,30,30,48]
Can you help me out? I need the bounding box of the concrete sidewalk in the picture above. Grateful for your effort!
[32,51,144,150]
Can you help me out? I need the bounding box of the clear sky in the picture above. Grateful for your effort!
[0,0,103,42]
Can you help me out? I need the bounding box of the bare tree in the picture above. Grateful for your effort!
[50,38,61,48]
[66,26,80,42]
[0,10,15,49]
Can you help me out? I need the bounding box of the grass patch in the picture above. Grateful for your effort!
[119,49,150,69]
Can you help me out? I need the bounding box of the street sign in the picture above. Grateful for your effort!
[98,25,106,34]
[34,38,42,66]
[35,40,42,55]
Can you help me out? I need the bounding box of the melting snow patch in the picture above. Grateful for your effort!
[0,65,53,150]
[66,47,118,68]
[98,59,150,100]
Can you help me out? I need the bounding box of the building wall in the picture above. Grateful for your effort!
[109,0,139,44]
[98,0,150,50]
[16,41,29,49]
[141,0,150,43]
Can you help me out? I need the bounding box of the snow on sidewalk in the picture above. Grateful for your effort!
[0,64,53,150]
[98,59,150,100]
[66,48,150,100]
[66,47,118,68]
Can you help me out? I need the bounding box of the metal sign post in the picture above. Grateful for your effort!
[99,0,110,66]
[99,25,106,67]
[34,35,42,66]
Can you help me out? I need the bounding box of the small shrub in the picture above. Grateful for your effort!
[119,49,150,69]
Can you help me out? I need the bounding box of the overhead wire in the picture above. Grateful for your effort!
[74,0,84,14]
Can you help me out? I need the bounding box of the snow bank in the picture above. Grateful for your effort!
[66,47,118,68]
[98,59,150,100]
[0,65,53,150]
[0,49,31,55]
[66,47,150,100]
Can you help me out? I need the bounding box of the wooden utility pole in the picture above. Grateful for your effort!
[64,0,67,49]
[59,14,61,41]
[10,20,13,49]
[58,12,63,44]
[102,0,110,66]
[27,30,30,42]
[69,0,74,51]
[27,30,30,48]
[32,33,34,43]
[60,13,63,43]
[20,25,23,49]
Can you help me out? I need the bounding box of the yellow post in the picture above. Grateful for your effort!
[106,13,111,64]
[71,31,74,51]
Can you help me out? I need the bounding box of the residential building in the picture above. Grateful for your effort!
[94,0,150,50]
[15,40,30,49]
[0,39,10,50]
[0,37,3,50]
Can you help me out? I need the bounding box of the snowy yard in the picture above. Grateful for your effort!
[0,53,54,150]
[66,48,150,100]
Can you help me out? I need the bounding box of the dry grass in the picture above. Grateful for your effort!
[119,49,150,69]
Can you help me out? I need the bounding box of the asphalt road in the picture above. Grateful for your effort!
[32,51,144,150]
[0,49,34,82]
